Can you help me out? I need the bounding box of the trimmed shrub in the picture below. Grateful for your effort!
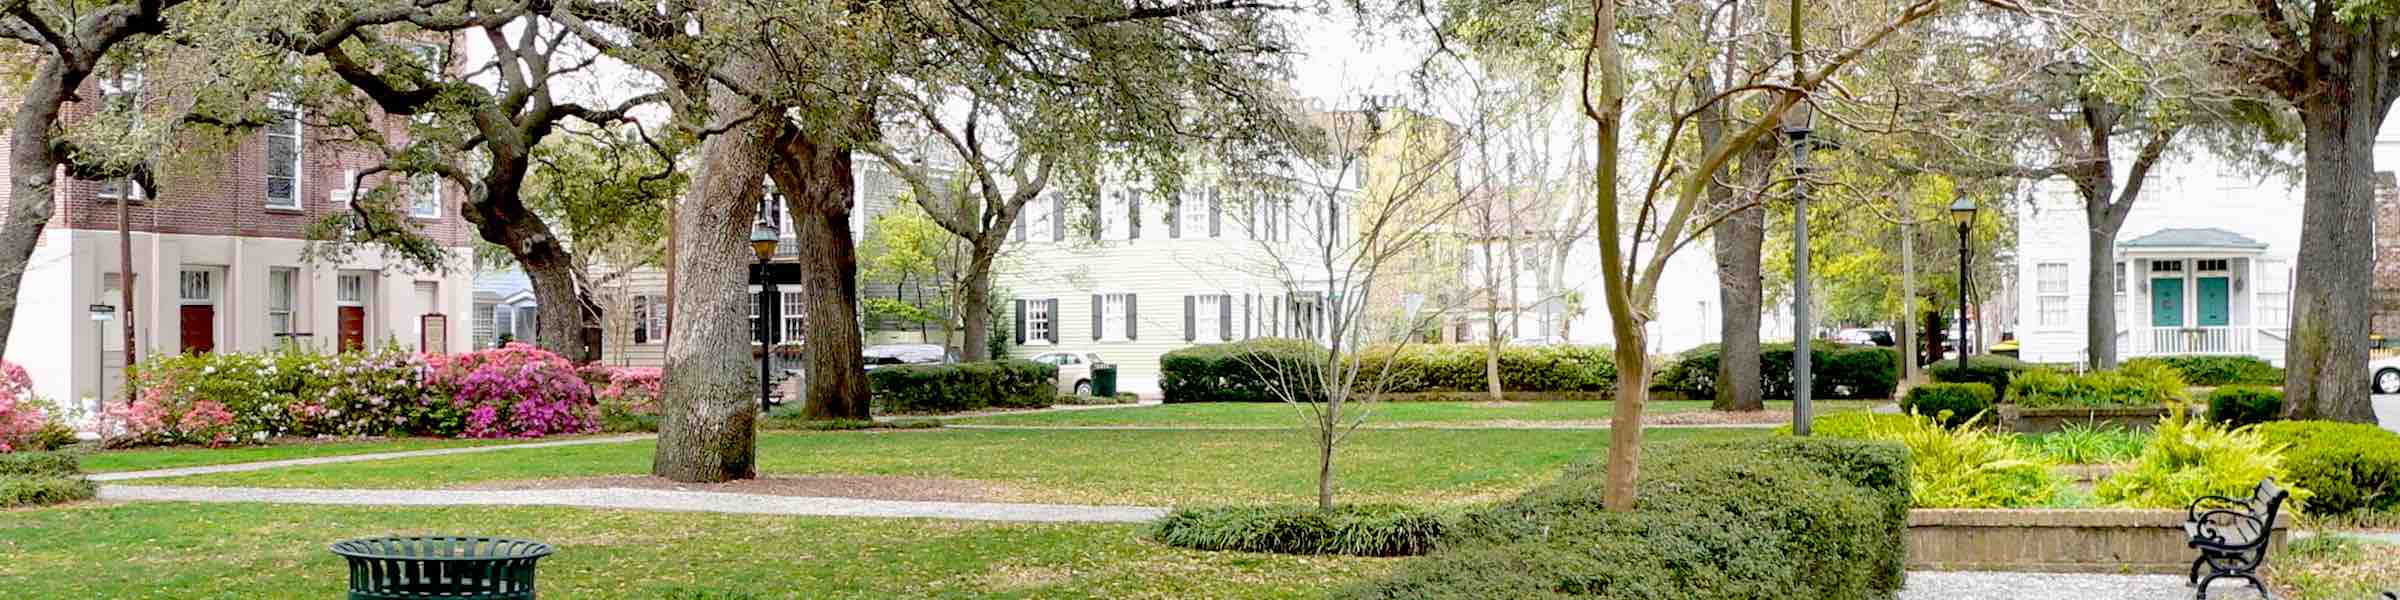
[115,347,439,445]
[1778,411,1916,438]
[1928,354,2032,389]
[1160,338,1326,403]
[2096,408,2306,509]
[1161,340,1619,403]
[867,359,1056,414]
[1902,382,1997,428]
[757,411,945,431]
[2254,420,2400,515]
[0,451,79,478]
[2208,386,2286,429]
[423,343,599,438]
[0,475,95,508]
[1341,436,1909,599]
[1654,343,1900,400]
[1149,504,1449,557]
[2125,355,2283,387]
[589,366,663,433]
[2006,362,2188,408]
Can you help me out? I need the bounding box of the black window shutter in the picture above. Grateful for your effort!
[1092,294,1103,341]
[1012,211,1027,242]
[1091,195,1103,241]
[1219,294,1233,341]
[1169,195,1183,239]
[1209,189,1222,238]
[1126,293,1139,340]
[1270,295,1281,336]
[1014,299,1027,344]
[1045,300,1060,343]
[1053,196,1066,242]
[1183,295,1196,341]
[1127,193,1142,239]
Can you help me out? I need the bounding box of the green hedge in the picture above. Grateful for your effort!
[1903,383,1996,428]
[0,451,80,478]
[1148,504,1449,557]
[1158,339,1617,403]
[2208,386,2285,429]
[866,359,1056,414]
[1341,436,1909,599]
[2006,363,2188,408]
[1654,343,1899,400]
[2253,421,2400,515]
[0,451,92,508]
[1928,355,2032,389]
[2125,355,2284,387]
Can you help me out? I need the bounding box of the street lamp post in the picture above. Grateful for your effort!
[1785,102,1816,436]
[1949,198,1979,371]
[750,225,780,415]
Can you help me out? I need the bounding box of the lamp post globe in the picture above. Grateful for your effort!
[750,225,779,414]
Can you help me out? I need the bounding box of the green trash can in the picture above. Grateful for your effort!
[331,536,553,600]
[1091,362,1119,398]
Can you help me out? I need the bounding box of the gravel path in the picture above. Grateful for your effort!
[88,434,655,482]
[1898,571,2264,599]
[98,484,1168,523]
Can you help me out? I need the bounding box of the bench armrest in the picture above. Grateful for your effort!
[2189,509,2269,548]
[2187,495,2251,521]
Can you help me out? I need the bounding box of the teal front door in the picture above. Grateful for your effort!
[2196,277,2230,327]
[2152,278,2185,327]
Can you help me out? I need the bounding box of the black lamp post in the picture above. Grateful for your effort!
[750,224,780,415]
[1949,197,1978,371]
[1785,101,1816,437]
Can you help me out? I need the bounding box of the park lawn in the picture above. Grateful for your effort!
[948,400,1878,428]
[2270,535,2400,600]
[75,436,544,473]
[133,427,1768,506]
[0,502,1389,599]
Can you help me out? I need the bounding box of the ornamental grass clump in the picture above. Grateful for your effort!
[423,343,599,438]
[2007,362,2189,408]
[2096,405,2307,510]
[2014,423,2149,465]
[1149,504,1450,557]
[1892,412,2061,508]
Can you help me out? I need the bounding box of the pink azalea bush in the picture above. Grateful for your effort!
[102,369,239,447]
[0,360,56,452]
[423,343,599,438]
[596,367,663,414]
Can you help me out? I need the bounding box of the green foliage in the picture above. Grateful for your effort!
[2096,408,2305,509]
[1777,412,1916,438]
[0,475,95,508]
[2006,362,2189,408]
[1902,382,1996,428]
[600,409,659,433]
[514,125,683,270]
[1654,343,1899,400]
[2013,424,2150,465]
[859,199,956,329]
[1803,412,2060,508]
[2208,386,2286,429]
[0,451,79,478]
[1148,504,1450,557]
[2124,355,2284,387]
[1342,437,1910,600]
[757,414,945,431]
[2253,421,2400,515]
[1928,355,2032,389]
[865,360,1056,414]
[1158,338,1330,403]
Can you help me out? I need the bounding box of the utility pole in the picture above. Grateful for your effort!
[117,191,136,406]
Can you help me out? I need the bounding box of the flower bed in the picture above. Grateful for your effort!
[1,361,74,453]
[108,343,598,447]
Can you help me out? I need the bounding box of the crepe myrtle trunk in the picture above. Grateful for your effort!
[0,62,75,354]
[958,234,1004,361]
[774,132,872,421]
[2283,80,2382,423]
[652,113,777,483]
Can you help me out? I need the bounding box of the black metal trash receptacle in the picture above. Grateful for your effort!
[1092,362,1119,398]
[330,536,554,600]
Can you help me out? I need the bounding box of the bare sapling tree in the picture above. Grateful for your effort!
[1242,98,1475,511]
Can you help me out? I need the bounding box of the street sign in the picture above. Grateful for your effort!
[88,304,115,321]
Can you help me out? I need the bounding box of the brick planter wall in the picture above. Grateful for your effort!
[1997,405,2171,434]
[1907,509,2289,573]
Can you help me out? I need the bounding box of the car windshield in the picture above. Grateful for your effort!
[863,344,946,363]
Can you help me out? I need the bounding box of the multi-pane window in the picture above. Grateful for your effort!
[2153,260,2183,273]
[410,173,441,217]
[1181,190,1210,238]
[2113,262,2127,329]
[1101,191,1129,240]
[1027,300,1052,342]
[2036,262,2069,327]
[493,305,515,345]
[2197,259,2229,272]
[337,274,365,304]
[1195,294,1222,340]
[268,268,298,337]
[781,291,805,345]
[265,99,302,209]
[179,270,213,302]
[2259,260,2291,328]
[1103,293,1131,340]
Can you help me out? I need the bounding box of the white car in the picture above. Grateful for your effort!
[1031,352,1105,396]
[2372,355,2400,394]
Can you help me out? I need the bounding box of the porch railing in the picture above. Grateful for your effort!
[2118,326,2256,356]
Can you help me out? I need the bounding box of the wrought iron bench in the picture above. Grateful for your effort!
[2184,478,2288,600]
[330,536,554,600]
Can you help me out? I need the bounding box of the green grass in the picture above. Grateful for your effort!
[948,400,1875,427]
[75,437,538,473]
[0,502,1392,599]
[2270,535,2400,599]
[140,428,1768,506]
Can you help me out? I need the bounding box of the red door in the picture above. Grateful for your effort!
[338,306,366,351]
[178,305,215,354]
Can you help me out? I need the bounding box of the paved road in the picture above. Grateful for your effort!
[2378,394,2400,431]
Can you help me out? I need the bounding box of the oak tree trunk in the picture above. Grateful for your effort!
[0,62,71,354]
[774,131,873,421]
[2284,68,2383,423]
[651,103,776,483]
[1710,141,1772,411]
[956,235,1002,361]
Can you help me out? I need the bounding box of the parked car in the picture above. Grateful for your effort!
[2370,355,2400,394]
[1834,328,1894,347]
[1508,336,1567,347]
[1031,351,1105,396]
[862,343,952,370]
